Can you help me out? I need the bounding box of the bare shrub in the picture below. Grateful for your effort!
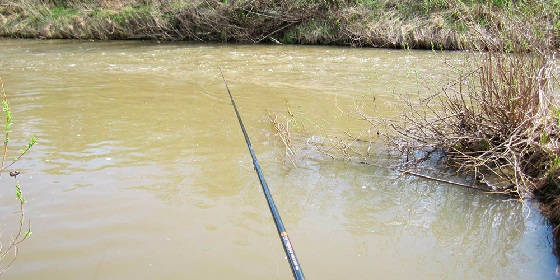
[391,51,558,197]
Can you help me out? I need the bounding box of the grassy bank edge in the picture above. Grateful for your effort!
[0,0,559,51]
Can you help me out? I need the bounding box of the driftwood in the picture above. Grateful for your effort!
[399,169,517,197]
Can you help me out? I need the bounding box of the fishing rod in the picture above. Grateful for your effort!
[220,70,305,280]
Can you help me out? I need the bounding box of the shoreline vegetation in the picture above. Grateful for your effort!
[0,0,558,50]
[0,78,35,276]
[3,0,560,272]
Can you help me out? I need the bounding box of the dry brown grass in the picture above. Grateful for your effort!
[0,0,325,41]
[1,0,559,50]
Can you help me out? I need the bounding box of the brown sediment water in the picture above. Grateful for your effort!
[0,39,557,279]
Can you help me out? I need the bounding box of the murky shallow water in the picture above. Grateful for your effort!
[0,39,557,279]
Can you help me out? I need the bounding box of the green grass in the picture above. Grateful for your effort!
[48,6,78,20]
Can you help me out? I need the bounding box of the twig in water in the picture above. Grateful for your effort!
[399,169,516,196]
[267,113,297,167]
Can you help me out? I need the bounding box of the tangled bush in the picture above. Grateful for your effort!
[394,51,558,198]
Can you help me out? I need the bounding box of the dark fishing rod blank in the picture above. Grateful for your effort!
[220,70,305,280]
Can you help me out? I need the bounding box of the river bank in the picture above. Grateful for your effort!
[1,0,558,51]
[2,0,560,275]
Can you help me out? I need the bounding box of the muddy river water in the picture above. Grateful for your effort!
[0,39,557,279]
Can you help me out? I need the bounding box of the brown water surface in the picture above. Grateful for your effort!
[0,39,557,279]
